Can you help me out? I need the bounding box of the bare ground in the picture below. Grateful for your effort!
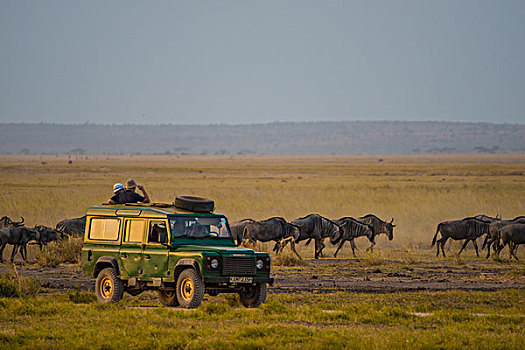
[1,255,524,294]
[271,258,525,294]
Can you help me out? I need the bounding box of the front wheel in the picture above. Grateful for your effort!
[95,267,124,303]
[176,269,204,309]
[239,283,267,308]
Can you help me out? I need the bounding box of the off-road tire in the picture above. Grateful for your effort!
[95,267,124,303]
[157,289,180,307]
[176,268,204,308]
[239,283,267,308]
[174,196,215,213]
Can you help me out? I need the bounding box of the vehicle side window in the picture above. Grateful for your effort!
[149,221,167,244]
[89,218,120,241]
[125,220,145,243]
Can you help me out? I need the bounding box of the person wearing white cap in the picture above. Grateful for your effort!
[107,183,125,204]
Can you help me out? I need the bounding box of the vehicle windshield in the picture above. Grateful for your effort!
[169,216,232,239]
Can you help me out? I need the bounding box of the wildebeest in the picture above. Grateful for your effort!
[229,219,256,246]
[243,217,300,256]
[332,217,374,258]
[0,216,24,229]
[0,226,38,263]
[34,225,68,248]
[431,217,491,257]
[358,214,395,252]
[55,215,86,237]
[495,223,525,260]
[291,214,341,259]
[482,216,525,259]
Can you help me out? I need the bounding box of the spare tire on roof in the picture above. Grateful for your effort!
[174,196,215,213]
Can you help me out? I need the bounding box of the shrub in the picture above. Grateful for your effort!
[273,252,308,266]
[36,237,83,267]
[0,267,40,298]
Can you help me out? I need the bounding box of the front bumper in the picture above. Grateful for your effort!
[204,276,274,285]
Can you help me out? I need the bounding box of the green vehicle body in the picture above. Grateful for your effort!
[81,204,273,307]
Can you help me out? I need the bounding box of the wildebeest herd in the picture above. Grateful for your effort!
[231,214,395,259]
[432,214,525,260]
[1,212,524,263]
[234,213,525,260]
[0,215,86,263]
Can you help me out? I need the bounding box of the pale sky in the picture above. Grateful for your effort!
[1,0,524,124]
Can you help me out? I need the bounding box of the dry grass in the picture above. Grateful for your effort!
[273,252,309,266]
[1,154,524,259]
[0,267,40,297]
[35,237,83,267]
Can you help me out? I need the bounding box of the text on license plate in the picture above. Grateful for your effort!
[229,276,253,283]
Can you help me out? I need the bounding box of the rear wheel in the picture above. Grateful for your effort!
[176,269,204,309]
[239,283,267,308]
[95,267,124,303]
[157,289,179,307]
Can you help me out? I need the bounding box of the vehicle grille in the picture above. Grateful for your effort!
[223,256,256,275]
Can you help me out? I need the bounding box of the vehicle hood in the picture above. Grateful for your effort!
[173,244,256,255]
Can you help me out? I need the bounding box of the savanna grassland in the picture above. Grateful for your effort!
[1,154,525,349]
[1,154,524,247]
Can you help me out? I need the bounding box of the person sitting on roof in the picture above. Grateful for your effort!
[108,179,150,204]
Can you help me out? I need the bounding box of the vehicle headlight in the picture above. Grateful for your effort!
[256,259,264,270]
[210,258,219,269]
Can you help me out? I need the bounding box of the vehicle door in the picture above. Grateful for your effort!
[119,219,146,277]
[141,220,169,278]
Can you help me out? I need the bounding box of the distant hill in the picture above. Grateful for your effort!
[0,121,524,155]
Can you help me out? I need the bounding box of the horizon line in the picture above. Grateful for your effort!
[0,120,523,127]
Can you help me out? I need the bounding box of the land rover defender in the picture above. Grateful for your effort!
[81,197,273,308]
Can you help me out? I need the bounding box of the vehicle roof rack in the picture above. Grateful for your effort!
[101,202,175,208]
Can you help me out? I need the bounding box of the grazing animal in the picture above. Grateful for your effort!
[0,216,24,229]
[358,214,395,252]
[34,225,67,248]
[55,215,87,237]
[482,216,525,259]
[0,226,38,263]
[332,217,374,258]
[431,217,491,257]
[243,217,300,256]
[291,214,341,259]
[229,219,256,246]
[495,224,525,260]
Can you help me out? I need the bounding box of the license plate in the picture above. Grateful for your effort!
[229,276,253,283]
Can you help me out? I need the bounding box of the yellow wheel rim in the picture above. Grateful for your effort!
[100,276,113,299]
[180,277,194,301]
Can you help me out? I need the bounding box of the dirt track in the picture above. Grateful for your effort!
[271,258,525,294]
[2,257,524,294]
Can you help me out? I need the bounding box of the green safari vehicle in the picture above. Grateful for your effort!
[81,197,273,308]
